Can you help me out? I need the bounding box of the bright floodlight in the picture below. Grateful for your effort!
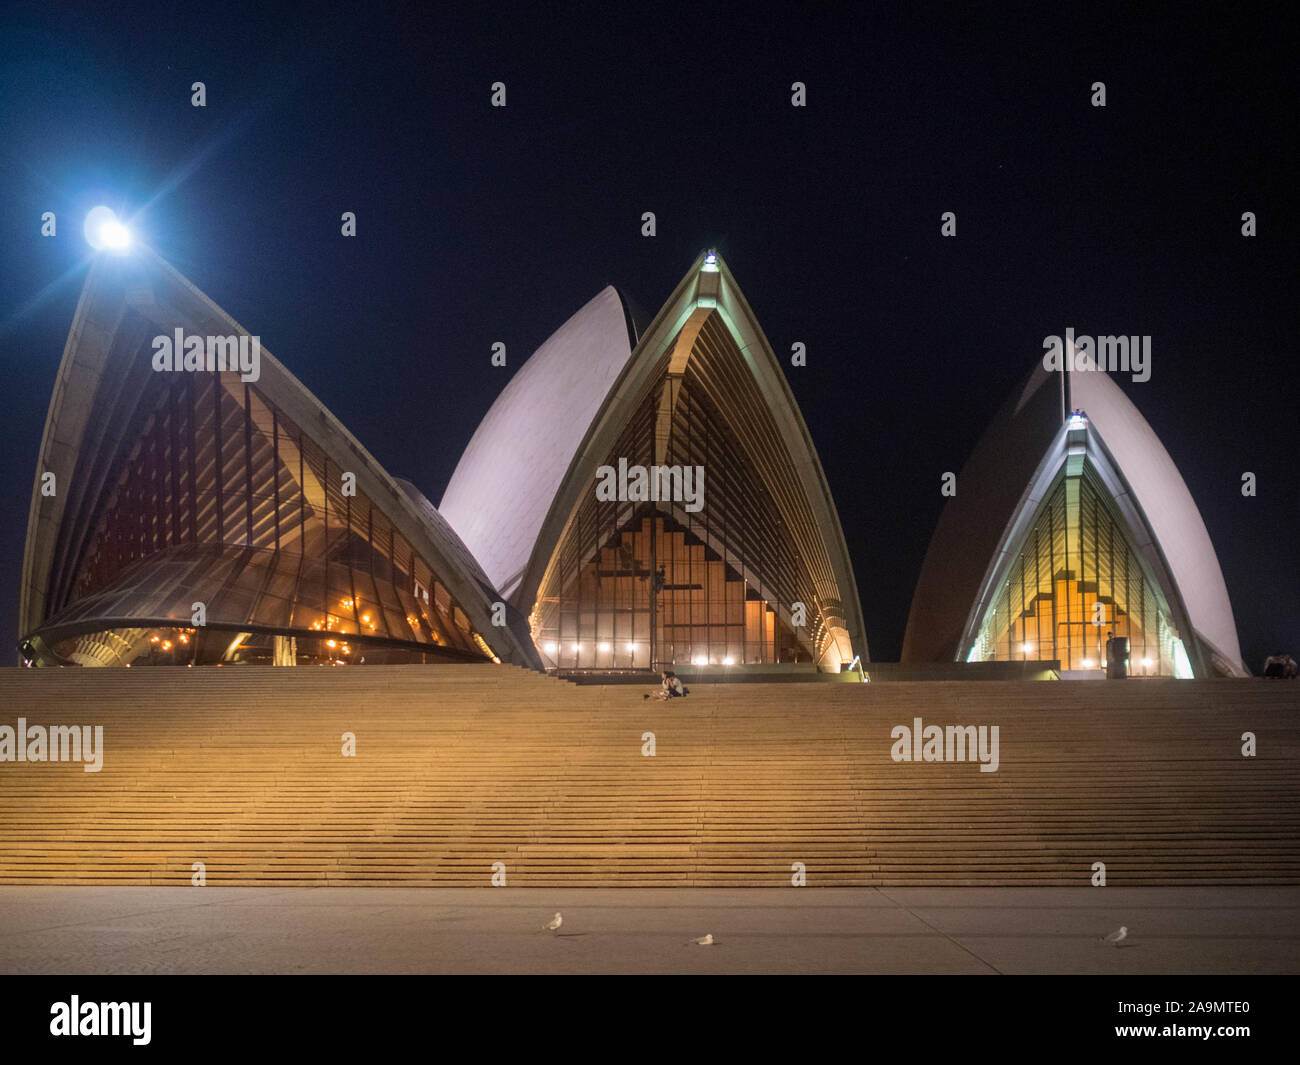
[84,206,131,252]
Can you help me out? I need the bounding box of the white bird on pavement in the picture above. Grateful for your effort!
[1103,926,1128,946]
[691,933,714,946]
[543,912,562,932]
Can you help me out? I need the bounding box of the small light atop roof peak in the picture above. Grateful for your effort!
[702,251,719,273]
[84,206,131,253]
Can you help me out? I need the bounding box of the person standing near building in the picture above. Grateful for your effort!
[1105,631,1128,680]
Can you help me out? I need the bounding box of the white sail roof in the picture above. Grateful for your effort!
[439,286,635,600]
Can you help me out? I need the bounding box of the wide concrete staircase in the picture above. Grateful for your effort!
[0,666,1297,886]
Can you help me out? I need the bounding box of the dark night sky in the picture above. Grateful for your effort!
[0,2,1294,667]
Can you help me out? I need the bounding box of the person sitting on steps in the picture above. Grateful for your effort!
[648,670,688,700]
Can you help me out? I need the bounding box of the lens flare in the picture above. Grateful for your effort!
[84,206,131,252]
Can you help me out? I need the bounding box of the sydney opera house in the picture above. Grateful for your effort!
[439,253,863,674]
[18,248,539,669]
[18,247,866,674]
[18,239,1243,679]
[903,357,1248,678]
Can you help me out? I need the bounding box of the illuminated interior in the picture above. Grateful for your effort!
[22,312,492,667]
[536,514,805,670]
[965,464,1187,675]
[533,310,851,671]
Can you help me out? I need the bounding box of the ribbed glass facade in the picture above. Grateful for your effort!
[25,343,490,667]
[536,513,804,670]
[967,466,1184,675]
[532,312,844,671]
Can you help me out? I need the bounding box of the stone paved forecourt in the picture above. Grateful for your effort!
[0,886,1297,975]
[0,666,1297,887]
